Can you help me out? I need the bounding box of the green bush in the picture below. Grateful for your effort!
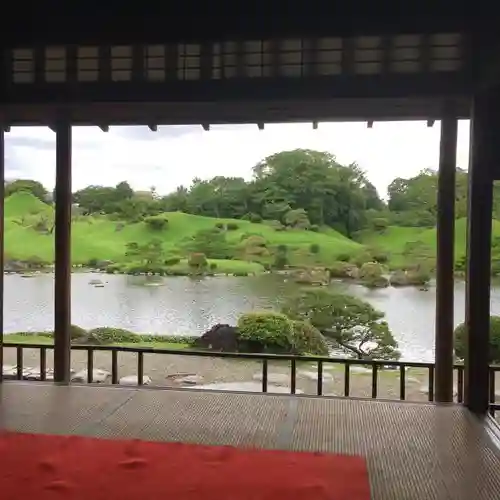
[309,224,320,232]
[226,222,239,231]
[454,316,500,363]
[209,262,218,270]
[70,324,88,340]
[144,215,168,231]
[164,256,181,266]
[277,244,288,253]
[88,327,138,344]
[336,253,350,262]
[214,222,225,230]
[249,213,262,223]
[188,252,208,268]
[273,254,288,269]
[238,312,293,351]
[309,243,320,254]
[290,320,329,356]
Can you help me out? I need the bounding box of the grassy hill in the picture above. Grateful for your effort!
[4,192,362,270]
[356,218,500,267]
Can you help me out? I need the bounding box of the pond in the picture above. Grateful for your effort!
[4,272,500,362]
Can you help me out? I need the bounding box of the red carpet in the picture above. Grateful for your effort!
[0,431,370,499]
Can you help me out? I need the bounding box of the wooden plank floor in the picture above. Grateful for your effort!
[1,382,500,500]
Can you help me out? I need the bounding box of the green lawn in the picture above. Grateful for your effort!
[3,333,191,350]
[4,192,363,266]
[357,218,500,266]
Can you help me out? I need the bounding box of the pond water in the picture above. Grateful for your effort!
[4,272,500,362]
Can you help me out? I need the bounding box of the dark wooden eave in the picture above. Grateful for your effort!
[0,4,495,46]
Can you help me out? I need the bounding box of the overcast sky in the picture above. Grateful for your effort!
[5,120,471,198]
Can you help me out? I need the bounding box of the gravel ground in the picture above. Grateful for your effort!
[4,346,500,405]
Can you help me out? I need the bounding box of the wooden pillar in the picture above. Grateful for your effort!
[434,103,458,403]
[53,118,72,383]
[0,126,4,382]
[464,89,499,414]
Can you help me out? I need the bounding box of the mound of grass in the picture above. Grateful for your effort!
[4,193,363,268]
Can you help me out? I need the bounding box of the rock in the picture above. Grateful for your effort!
[291,268,330,286]
[419,385,459,397]
[298,370,334,382]
[176,374,204,385]
[89,279,103,285]
[119,375,152,386]
[24,368,54,381]
[71,368,110,383]
[194,324,239,352]
[350,366,373,374]
[194,381,304,394]
[2,365,18,379]
[252,372,290,385]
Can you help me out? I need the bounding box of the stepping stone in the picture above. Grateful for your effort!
[119,375,152,386]
[252,372,290,385]
[298,370,334,382]
[176,375,204,385]
[420,385,458,397]
[349,366,372,374]
[194,381,304,394]
[72,368,111,383]
[24,368,54,381]
[2,365,18,379]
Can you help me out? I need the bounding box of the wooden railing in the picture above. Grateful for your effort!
[2,342,499,416]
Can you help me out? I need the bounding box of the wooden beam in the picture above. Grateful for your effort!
[53,117,72,384]
[427,119,435,127]
[434,101,458,403]
[2,7,480,46]
[0,126,4,382]
[201,123,210,131]
[147,124,157,131]
[257,122,264,130]
[98,125,109,132]
[367,121,374,128]
[312,121,318,129]
[464,88,499,415]
[3,73,474,107]
[1,97,471,126]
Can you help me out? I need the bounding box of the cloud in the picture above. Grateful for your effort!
[4,120,471,197]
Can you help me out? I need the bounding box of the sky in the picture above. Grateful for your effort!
[5,120,471,198]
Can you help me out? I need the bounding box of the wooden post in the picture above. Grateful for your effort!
[464,90,498,414]
[0,126,4,382]
[434,103,458,403]
[53,117,72,383]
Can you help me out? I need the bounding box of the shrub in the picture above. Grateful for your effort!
[290,320,329,356]
[273,254,288,269]
[209,262,218,270]
[329,261,359,279]
[145,215,168,231]
[188,252,208,268]
[214,222,225,230]
[164,256,181,266]
[454,316,500,363]
[336,253,350,262]
[371,251,389,264]
[237,312,293,351]
[372,217,389,232]
[88,327,137,344]
[277,244,288,253]
[309,224,320,232]
[226,222,239,231]
[249,213,262,223]
[309,243,320,254]
[87,258,99,268]
[69,324,88,340]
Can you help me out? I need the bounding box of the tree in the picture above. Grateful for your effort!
[282,289,400,360]
[125,239,164,268]
[454,316,500,363]
[6,179,48,202]
[183,228,233,259]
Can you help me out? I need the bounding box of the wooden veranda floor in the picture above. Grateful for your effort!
[1,382,500,500]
